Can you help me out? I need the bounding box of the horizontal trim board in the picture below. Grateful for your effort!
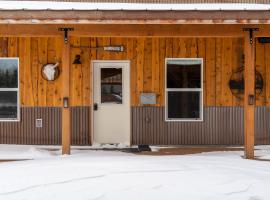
[132,106,270,145]
[1,10,270,21]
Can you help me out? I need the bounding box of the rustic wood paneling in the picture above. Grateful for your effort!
[1,37,270,107]
[0,37,63,106]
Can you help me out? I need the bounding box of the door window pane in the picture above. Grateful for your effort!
[0,91,18,119]
[0,59,18,88]
[168,91,200,119]
[167,61,201,88]
[101,68,122,104]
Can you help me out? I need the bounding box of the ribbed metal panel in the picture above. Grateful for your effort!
[132,106,270,145]
[71,106,91,146]
[0,106,269,146]
[0,107,62,145]
[255,106,270,145]
[0,106,91,145]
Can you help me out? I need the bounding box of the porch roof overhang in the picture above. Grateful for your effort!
[1,10,270,24]
[0,2,270,24]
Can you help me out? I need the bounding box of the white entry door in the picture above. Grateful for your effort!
[93,61,130,145]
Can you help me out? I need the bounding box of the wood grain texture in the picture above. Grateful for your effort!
[244,33,255,159]
[0,37,269,107]
[61,38,70,155]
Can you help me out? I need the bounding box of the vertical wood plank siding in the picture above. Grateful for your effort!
[0,107,91,145]
[132,106,270,145]
[1,37,270,107]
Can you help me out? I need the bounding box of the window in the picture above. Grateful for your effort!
[0,58,19,121]
[165,58,203,121]
[101,68,122,104]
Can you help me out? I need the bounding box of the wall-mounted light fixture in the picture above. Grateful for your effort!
[73,55,81,64]
[63,97,69,108]
[248,94,255,105]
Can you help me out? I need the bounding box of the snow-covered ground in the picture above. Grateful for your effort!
[0,145,270,200]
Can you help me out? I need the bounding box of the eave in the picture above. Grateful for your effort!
[0,10,270,24]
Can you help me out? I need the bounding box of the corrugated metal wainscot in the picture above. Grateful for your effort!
[0,106,91,145]
[131,106,270,145]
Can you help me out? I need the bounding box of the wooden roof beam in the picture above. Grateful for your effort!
[0,24,245,37]
[0,24,270,37]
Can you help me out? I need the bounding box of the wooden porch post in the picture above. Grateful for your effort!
[244,29,256,159]
[61,37,71,155]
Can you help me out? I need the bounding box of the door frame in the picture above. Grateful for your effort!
[91,60,131,146]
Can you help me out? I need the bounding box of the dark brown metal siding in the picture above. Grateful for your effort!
[0,106,91,145]
[71,106,91,145]
[255,106,270,145]
[132,106,270,145]
[0,106,269,146]
[0,107,62,145]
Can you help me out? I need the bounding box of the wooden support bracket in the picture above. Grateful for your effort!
[58,27,74,44]
[243,28,259,44]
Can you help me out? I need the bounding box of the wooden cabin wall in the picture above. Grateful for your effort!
[0,37,63,106]
[1,37,270,107]
[70,37,246,107]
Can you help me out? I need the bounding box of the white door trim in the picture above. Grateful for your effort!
[91,60,131,146]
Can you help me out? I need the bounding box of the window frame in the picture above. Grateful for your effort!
[0,57,20,122]
[165,58,203,122]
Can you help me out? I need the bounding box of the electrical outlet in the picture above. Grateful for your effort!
[36,119,43,128]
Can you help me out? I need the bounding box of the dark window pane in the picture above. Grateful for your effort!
[0,91,18,119]
[168,91,200,119]
[0,59,18,88]
[101,68,122,104]
[167,60,201,88]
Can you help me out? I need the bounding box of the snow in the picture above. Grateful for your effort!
[0,1,270,11]
[0,145,270,200]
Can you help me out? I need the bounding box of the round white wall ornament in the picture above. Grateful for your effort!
[41,62,60,81]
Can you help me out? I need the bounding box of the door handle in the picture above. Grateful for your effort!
[93,103,98,111]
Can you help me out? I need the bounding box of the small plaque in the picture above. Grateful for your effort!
[140,93,156,105]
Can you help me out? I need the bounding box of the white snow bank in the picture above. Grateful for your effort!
[0,1,270,11]
[0,145,58,160]
[0,145,270,200]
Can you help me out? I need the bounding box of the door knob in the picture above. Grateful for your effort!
[94,103,98,111]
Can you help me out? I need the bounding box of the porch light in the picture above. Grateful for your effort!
[63,97,69,108]
[73,55,81,64]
